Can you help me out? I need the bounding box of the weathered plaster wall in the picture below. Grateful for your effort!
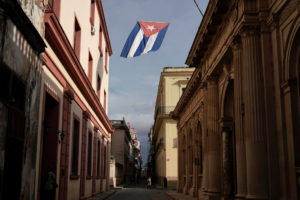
[1,15,43,200]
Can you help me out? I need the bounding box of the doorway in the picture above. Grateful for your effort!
[39,93,59,200]
[0,66,26,200]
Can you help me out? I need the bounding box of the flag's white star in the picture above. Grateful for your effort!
[147,25,156,31]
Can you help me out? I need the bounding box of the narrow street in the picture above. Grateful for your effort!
[107,187,171,200]
[104,179,172,200]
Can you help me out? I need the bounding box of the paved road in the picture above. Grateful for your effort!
[107,187,172,200]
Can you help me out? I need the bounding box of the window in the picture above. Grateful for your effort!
[182,87,186,94]
[103,90,107,111]
[87,131,93,177]
[74,17,81,59]
[88,52,93,83]
[90,0,95,25]
[102,143,107,178]
[99,26,102,51]
[97,140,101,177]
[71,118,80,177]
[100,52,103,70]
[104,48,108,73]
[97,75,101,98]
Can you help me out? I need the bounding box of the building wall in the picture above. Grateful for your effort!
[165,120,178,180]
[0,1,45,199]
[152,67,194,190]
[34,0,113,199]
[59,0,109,111]
[111,130,125,167]
[174,0,300,199]
[164,76,188,107]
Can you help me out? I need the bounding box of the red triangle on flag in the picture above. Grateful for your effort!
[138,21,170,37]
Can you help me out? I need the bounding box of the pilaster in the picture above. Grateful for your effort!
[219,118,234,200]
[199,83,209,199]
[232,37,247,199]
[190,117,198,197]
[241,26,269,199]
[206,76,221,199]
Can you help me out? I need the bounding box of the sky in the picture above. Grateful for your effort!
[102,0,209,165]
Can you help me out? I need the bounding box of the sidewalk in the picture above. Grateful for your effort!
[165,191,197,200]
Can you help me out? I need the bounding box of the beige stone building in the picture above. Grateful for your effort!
[151,67,194,189]
[172,0,300,199]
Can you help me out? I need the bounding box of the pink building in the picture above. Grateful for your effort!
[36,0,113,199]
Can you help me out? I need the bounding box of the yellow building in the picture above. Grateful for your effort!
[152,67,194,189]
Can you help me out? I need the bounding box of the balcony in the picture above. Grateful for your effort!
[154,106,175,118]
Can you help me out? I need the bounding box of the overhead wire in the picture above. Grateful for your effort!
[193,0,204,17]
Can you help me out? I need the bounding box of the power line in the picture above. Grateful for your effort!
[193,0,204,17]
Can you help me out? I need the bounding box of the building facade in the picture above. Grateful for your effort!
[0,0,45,199]
[151,67,194,189]
[172,0,300,199]
[36,0,113,200]
[110,120,142,185]
[110,119,132,185]
[130,127,142,183]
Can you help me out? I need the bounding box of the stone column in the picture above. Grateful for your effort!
[206,77,221,198]
[183,128,189,194]
[184,126,191,194]
[177,127,181,192]
[177,127,183,193]
[191,119,198,197]
[241,27,269,199]
[220,118,234,200]
[193,140,199,197]
[199,83,209,199]
[232,37,247,199]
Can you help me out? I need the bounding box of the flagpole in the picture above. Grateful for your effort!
[193,0,204,17]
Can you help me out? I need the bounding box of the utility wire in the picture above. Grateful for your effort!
[193,0,204,17]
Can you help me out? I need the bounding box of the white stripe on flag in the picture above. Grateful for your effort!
[127,29,144,57]
[142,32,159,55]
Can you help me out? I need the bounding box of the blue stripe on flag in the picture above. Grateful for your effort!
[120,23,141,57]
[133,36,149,57]
[151,25,169,52]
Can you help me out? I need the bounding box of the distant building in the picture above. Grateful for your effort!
[129,127,142,183]
[110,119,132,185]
[150,67,194,189]
[110,119,143,185]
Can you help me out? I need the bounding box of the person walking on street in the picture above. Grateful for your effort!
[147,177,152,189]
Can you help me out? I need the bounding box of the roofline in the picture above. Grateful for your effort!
[185,0,217,66]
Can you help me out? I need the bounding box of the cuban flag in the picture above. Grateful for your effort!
[121,21,170,58]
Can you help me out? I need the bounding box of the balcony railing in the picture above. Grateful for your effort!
[155,106,175,117]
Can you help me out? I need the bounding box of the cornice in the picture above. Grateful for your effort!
[186,0,239,69]
[44,12,113,134]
